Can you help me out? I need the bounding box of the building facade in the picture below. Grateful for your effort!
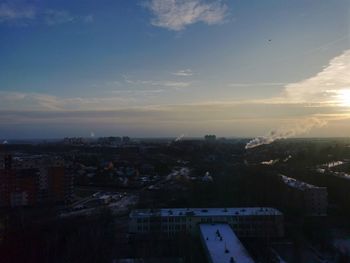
[279,174,328,216]
[0,155,73,207]
[129,207,284,238]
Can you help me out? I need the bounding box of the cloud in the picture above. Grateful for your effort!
[0,91,140,111]
[82,14,94,23]
[0,2,92,26]
[43,10,74,26]
[43,10,94,26]
[228,82,288,87]
[245,49,350,148]
[1,92,350,138]
[111,89,165,94]
[0,2,35,23]
[145,0,228,31]
[123,76,191,88]
[162,81,191,88]
[173,69,194,76]
[0,89,343,119]
[284,49,350,105]
[2,50,350,139]
[2,99,347,139]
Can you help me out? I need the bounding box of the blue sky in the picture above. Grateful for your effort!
[0,0,350,139]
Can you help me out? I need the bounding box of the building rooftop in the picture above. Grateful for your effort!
[332,171,350,180]
[279,174,325,191]
[200,223,255,263]
[130,207,283,218]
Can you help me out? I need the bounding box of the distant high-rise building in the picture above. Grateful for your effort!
[98,136,122,146]
[204,135,216,141]
[63,137,86,146]
[0,155,73,207]
[122,136,131,143]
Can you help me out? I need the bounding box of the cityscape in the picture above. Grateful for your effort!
[1,137,350,262]
[1,0,350,263]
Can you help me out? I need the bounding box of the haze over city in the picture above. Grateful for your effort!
[1,0,350,139]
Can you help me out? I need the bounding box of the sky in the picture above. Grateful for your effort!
[0,0,350,139]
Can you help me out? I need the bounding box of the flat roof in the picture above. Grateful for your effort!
[332,171,350,180]
[279,174,325,191]
[200,223,255,263]
[130,207,283,218]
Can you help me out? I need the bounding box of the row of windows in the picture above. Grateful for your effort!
[135,221,277,231]
[161,217,187,223]
[162,224,187,231]
[136,218,149,223]
[136,215,278,224]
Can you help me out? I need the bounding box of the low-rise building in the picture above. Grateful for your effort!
[200,223,255,263]
[129,207,284,238]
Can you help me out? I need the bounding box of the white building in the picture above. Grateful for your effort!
[279,175,328,216]
[129,207,284,238]
[200,223,255,263]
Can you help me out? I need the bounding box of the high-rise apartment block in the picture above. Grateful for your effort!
[0,155,73,207]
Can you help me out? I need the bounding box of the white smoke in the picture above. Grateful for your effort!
[245,49,350,149]
[90,131,95,137]
[283,155,292,162]
[261,159,279,165]
[245,117,327,149]
[174,134,185,142]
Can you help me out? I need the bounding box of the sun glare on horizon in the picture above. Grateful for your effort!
[336,89,350,107]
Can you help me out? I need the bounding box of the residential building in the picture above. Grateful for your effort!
[0,155,73,207]
[279,174,328,216]
[129,207,284,238]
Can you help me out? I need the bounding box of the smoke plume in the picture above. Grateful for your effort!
[245,118,327,149]
[175,134,185,142]
[245,49,350,149]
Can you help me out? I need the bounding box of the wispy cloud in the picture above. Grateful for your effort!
[145,0,228,31]
[162,81,191,88]
[82,14,94,23]
[284,49,350,105]
[1,98,347,139]
[123,75,191,88]
[0,91,139,111]
[0,2,35,23]
[2,49,350,138]
[246,49,350,148]
[1,90,350,138]
[0,2,92,26]
[228,82,288,88]
[43,10,93,26]
[173,69,194,76]
[111,89,165,94]
[43,10,74,26]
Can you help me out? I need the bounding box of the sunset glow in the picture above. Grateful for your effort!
[336,89,350,107]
